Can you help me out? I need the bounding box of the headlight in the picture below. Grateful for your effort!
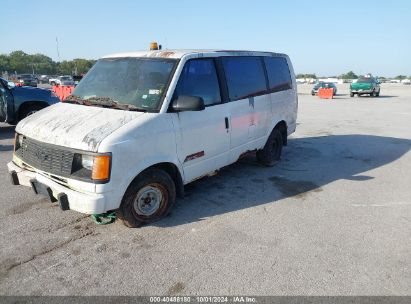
[14,133,23,151]
[71,153,111,182]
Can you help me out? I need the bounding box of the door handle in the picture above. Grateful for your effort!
[225,117,229,129]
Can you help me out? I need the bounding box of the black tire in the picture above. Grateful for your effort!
[18,104,45,121]
[370,90,376,97]
[117,168,176,228]
[350,92,354,97]
[376,91,380,97]
[257,128,283,166]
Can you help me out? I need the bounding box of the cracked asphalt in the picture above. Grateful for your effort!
[0,83,410,295]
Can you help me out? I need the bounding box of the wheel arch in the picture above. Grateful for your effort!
[123,161,185,201]
[17,100,49,120]
[149,162,184,198]
[273,120,288,146]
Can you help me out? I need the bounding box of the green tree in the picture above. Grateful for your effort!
[395,75,406,81]
[8,51,30,74]
[0,51,95,76]
[296,73,317,79]
[28,53,56,74]
[72,58,96,75]
[58,60,75,75]
[340,71,358,79]
[0,54,10,73]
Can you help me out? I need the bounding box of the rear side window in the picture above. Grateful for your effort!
[264,57,292,93]
[222,57,267,101]
[174,59,221,106]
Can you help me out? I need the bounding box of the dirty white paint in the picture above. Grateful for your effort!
[16,103,144,152]
[12,50,298,215]
[102,49,276,60]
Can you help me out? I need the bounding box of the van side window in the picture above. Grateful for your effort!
[222,57,267,101]
[264,57,292,93]
[174,59,221,106]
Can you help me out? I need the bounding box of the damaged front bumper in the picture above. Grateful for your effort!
[7,161,107,214]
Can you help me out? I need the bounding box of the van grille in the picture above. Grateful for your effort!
[16,137,74,177]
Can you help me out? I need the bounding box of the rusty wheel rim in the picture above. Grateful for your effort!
[133,183,167,217]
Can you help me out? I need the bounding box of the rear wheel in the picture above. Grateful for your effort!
[117,168,176,228]
[257,128,283,167]
[350,92,354,97]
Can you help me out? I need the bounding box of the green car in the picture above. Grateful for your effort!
[350,77,380,97]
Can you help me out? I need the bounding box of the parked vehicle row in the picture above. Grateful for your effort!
[5,74,77,87]
[7,49,298,228]
[310,75,381,98]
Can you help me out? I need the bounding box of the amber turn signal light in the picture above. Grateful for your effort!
[92,155,111,181]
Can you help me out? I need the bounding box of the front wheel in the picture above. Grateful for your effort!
[370,90,376,97]
[117,168,176,228]
[257,128,283,166]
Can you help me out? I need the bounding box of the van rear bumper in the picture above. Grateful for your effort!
[7,161,107,214]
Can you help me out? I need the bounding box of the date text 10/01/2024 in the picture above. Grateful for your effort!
[149,296,257,303]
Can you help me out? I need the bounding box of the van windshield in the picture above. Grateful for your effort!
[73,57,176,111]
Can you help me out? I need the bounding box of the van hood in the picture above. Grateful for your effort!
[16,103,144,152]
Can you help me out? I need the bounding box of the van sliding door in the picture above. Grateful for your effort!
[221,56,270,163]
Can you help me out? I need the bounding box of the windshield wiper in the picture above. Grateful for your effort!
[86,97,148,112]
[63,95,147,112]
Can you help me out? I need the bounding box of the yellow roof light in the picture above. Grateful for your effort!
[150,42,159,50]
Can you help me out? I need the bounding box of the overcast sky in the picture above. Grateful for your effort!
[1,0,410,77]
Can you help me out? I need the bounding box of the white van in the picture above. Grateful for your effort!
[8,50,298,227]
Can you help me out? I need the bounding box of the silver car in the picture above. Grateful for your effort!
[57,76,75,86]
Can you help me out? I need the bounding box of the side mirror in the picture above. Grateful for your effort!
[7,81,15,89]
[171,95,205,112]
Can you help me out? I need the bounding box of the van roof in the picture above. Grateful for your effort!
[102,49,286,60]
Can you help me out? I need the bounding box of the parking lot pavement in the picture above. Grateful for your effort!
[0,83,410,295]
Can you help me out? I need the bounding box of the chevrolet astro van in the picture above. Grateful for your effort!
[8,50,298,227]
